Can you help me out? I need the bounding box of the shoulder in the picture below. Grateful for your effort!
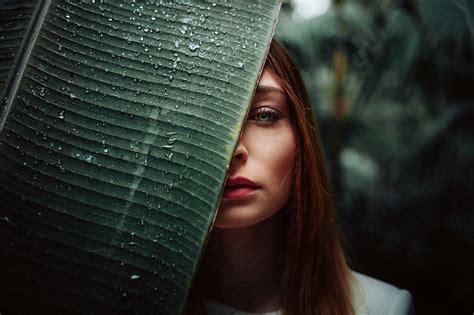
[350,272,415,315]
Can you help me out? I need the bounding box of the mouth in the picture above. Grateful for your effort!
[222,176,259,199]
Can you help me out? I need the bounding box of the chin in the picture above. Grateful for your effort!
[213,208,277,229]
[213,216,263,229]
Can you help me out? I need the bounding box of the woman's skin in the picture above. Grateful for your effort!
[216,68,296,229]
[200,68,296,312]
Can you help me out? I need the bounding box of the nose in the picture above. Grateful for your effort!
[232,141,248,162]
[231,128,249,163]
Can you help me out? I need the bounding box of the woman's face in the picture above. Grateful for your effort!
[215,68,296,229]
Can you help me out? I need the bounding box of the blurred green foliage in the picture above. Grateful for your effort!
[277,0,473,314]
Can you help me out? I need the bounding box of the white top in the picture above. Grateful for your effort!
[204,272,414,315]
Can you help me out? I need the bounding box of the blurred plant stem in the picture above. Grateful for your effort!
[330,0,350,197]
[329,49,350,196]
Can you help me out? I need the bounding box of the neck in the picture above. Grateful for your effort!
[199,214,286,312]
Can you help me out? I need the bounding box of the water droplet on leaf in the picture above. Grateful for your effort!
[188,42,200,52]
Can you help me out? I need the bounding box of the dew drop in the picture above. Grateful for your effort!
[188,42,200,52]
[130,274,140,280]
[164,152,174,161]
[84,155,94,164]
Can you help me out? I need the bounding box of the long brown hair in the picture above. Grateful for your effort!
[266,39,354,314]
[185,39,354,315]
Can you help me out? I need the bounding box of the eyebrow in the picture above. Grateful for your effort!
[256,85,286,96]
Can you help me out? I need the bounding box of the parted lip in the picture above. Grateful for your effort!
[225,176,258,188]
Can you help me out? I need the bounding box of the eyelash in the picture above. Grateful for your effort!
[248,106,282,125]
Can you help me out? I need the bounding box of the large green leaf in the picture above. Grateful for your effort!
[0,0,281,313]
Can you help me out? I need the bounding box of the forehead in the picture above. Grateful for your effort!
[254,68,286,100]
[258,68,281,89]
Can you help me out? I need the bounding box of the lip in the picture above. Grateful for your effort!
[222,176,259,198]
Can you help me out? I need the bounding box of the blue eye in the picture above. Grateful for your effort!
[256,111,274,122]
[249,107,281,125]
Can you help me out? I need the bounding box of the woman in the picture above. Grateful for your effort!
[186,40,413,315]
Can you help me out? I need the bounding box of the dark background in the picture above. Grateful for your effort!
[276,1,473,314]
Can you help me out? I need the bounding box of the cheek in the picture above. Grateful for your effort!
[267,136,296,192]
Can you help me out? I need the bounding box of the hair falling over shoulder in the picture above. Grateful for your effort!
[266,40,354,315]
[185,39,354,315]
